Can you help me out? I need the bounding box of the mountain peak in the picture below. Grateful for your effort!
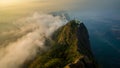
[29,20,98,68]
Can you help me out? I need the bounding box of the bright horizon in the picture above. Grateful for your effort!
[0,0,24,7]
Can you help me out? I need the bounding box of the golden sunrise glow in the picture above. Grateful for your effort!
[0,0,22,7]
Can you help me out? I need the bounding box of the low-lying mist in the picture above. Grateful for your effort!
[0,12,68,68]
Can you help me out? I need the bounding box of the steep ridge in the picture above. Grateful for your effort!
[28,20,97,68]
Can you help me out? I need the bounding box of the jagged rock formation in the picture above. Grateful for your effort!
[28,20,97,68]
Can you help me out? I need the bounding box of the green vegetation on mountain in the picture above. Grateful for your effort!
[28,20,97,68]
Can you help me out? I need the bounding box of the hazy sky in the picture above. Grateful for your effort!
[1,0,119,10]
[0,0,120,23]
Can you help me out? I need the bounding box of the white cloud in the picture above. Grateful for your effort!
[0,12,67,68]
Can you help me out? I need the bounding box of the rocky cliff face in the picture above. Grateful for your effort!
[28,20,97,68]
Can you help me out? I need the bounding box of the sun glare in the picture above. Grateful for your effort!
[0,0,21,7]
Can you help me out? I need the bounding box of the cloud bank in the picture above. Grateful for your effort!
[0,12,67,68]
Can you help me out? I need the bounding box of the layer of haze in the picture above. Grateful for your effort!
[0,0,119,23]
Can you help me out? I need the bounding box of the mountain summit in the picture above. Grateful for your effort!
[29,20,97,68]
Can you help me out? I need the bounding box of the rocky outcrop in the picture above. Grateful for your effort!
[59,20,97,68]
